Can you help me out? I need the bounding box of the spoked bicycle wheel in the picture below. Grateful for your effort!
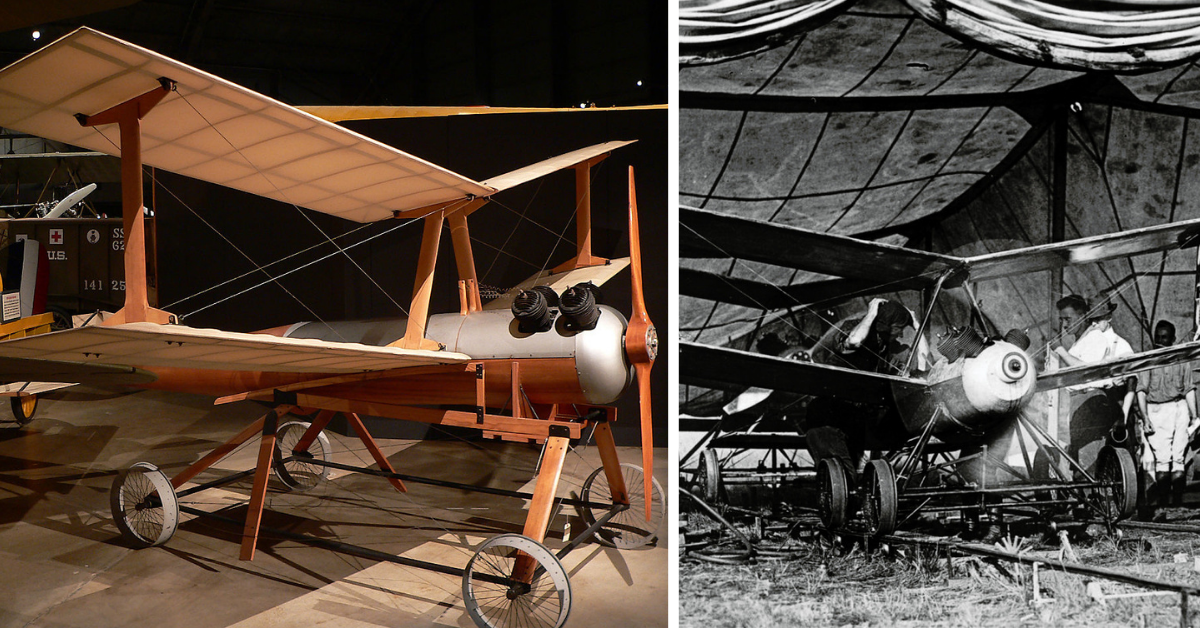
[272,420,331,491]
[10,395,37,426]
[462,533,571,628]
[110,462,179,547]
[580,463,665,549]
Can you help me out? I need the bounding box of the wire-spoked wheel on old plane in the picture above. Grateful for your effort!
[695,448,722,504]
[462,533,572,628]
[110,462,179,547]
[272,420,332,491]
[1091,445,1137,522]
[580,463,665,549]
[860,459,898,537]
[10,395,37,426]
[817,457,850,530]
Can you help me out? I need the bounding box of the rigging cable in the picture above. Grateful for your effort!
[84,124,346,339]
[176,90,413,318]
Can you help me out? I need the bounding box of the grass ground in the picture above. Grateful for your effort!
[681,508,1200,627]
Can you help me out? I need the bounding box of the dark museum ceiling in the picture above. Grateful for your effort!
[0,0,666,108]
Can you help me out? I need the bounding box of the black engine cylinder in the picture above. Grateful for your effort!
[511,289,554,333]
[560,282,602,330]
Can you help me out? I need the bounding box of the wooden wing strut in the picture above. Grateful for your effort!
[76,79,176,326]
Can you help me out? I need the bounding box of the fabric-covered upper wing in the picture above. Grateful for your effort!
[680,341,924,405]
[0,27,494,223]
[969,218,1200,282]
[681,205,962,286]
[0,323,470,374]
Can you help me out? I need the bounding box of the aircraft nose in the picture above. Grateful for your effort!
[999,351,1028,382]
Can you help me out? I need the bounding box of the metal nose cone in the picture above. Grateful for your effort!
[1000,352,1027,382]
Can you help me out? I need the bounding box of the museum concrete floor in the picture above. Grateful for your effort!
[0,387,668,627]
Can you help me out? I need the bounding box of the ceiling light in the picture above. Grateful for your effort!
[31,30,41,41]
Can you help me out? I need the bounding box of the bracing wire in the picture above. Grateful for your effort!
[182,202,462,320]
[84,124,347,338]
[175,90,412,317]
[162,217,377,310]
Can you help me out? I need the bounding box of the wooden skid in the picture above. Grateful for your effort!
[285,393,583,439]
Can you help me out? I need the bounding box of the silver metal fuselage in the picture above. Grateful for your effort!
[282,305,635,405]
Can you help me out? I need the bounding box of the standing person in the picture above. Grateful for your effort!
[804,298,928,479]
[1136,320,1199,511]
[1050,293,1135,475]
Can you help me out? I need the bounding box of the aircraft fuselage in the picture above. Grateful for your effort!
[891,340,1037,448]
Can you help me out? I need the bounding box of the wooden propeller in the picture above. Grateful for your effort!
[624,166,658,520]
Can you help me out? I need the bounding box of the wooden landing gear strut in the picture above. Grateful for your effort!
[107,401,663,628]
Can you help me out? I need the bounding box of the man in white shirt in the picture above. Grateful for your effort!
[1051,293,1135,476]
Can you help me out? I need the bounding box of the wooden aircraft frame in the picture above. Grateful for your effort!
[680,203,1200,539]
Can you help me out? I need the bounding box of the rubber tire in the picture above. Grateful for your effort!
[110,462,179,548]
[462,533,571,628]
[698,448,721,503]
[817,457,850,530]
[1097,445,1138,521]
[861,459,898,538]
[10,395,36,426]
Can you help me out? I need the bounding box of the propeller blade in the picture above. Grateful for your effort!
[637,362,653,521]
[628,167,646,321]
[624,166,657,520]
[43,183,97,219]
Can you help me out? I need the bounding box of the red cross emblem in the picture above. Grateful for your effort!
[49,229,63,245]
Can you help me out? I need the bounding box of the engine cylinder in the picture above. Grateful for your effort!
[511,290,553,333]
[560,282,602,330]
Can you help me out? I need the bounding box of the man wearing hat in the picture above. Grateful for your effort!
[1051,292,1135,475]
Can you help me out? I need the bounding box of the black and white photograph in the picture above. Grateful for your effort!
[680,1,1200,626]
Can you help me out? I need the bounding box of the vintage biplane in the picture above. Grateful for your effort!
[0,27,663,628]
[681,203,1200,539]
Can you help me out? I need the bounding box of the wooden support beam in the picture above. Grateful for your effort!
[1051,108,1070,481]
[77,81,175,326]
[553,158,610,272]
[240,406,290,561]
[171,413,267,489]
[286,393,583,439]
[293,409,335,454]
[511,361,524,418]
[343,412,407,492]
[214,364,473,405]
[593,419,630,505]
[397,210,445,351]
[448,209,483,312]
[514,435,569,583]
